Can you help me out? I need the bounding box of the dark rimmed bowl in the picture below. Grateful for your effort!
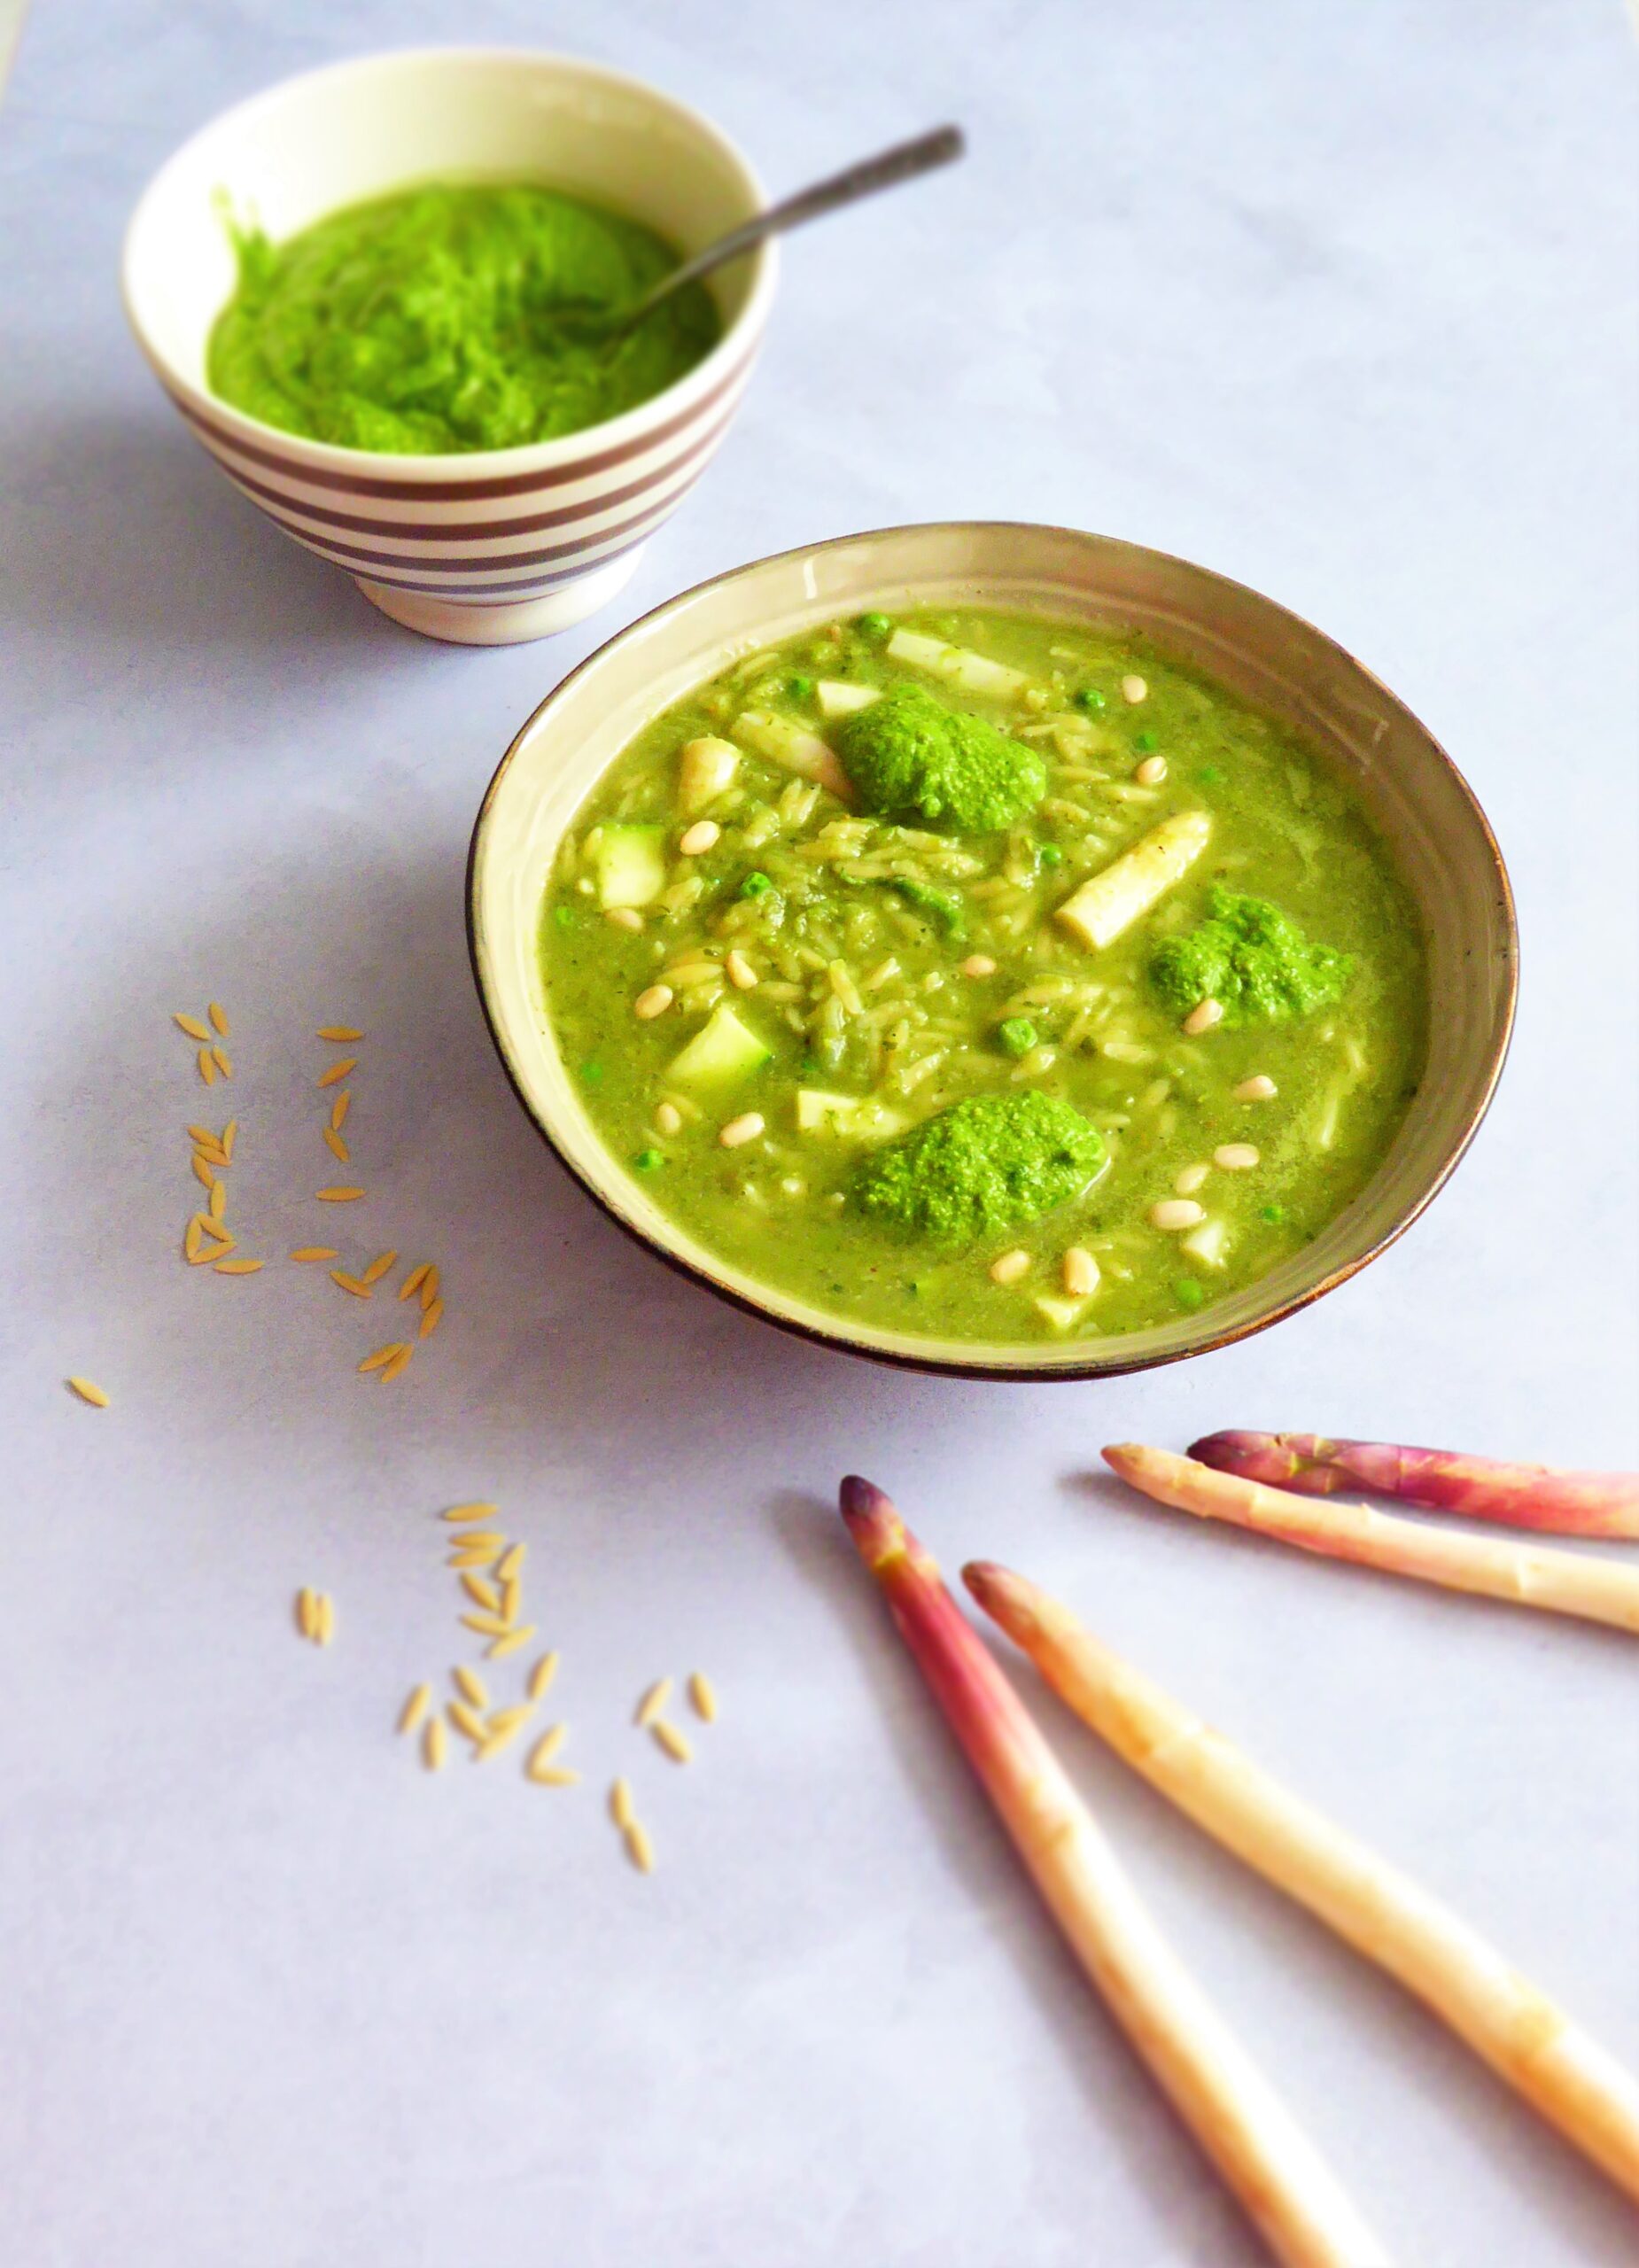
[468,522,1516,1378]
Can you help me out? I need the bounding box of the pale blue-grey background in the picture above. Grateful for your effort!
[2,4,1635,2263]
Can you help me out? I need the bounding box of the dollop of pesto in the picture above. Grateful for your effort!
[206,184,721,454]
[856,1090,1105,1246]
[1150,889,1352,1025]
[835,683,1047,834]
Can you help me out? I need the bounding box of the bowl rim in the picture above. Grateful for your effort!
[120,43,777,485]
[467,519,1519,1381]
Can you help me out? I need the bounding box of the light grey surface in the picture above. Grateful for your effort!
[3,3,1635,2262]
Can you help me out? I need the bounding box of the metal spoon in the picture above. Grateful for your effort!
[567,123,966,340]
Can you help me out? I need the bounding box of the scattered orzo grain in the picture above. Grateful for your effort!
[400,1683,432,1735]
[291,1247,338,1263]
[687,1672,719,1723]
[207,1002,229,1037]
[652,1720,693,1765]
[66,1375,110,1408]
[453,1665,489,1709]
[528,1652,560,1701]
[528,1725,568,1773]
[635,1678,673,1729]
[316,1187,365,1202]
[175,1013,210,1039]
[318,1058,357,1087]
[487,1624,536,1660]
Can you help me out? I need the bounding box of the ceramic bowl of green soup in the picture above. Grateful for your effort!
[470,523,1516,1377]
[122,49,774,645]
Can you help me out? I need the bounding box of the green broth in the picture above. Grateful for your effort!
[540,610,1428,1344]
[207,183,720,454]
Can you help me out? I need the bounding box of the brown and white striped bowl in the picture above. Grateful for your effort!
[121,49,776,646]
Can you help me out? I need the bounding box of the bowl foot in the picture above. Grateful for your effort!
[354,548,645,646]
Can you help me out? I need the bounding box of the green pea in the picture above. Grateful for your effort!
[857,611,891,641]
[739,871,773,899]
[1173,1277,1206,1312]
[634,1147,664,1172]
[1073,687,1107,713]
[998,1017,1037,1059]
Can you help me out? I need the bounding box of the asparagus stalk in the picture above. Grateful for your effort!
[966,1560,1639,2202]
[838,1476,1391,2268]
[1102,1446,1639,1637]
[1189,1431,1639,1541]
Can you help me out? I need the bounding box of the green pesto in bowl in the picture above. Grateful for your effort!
[206,182,721,454]
[539,607,1429,1345]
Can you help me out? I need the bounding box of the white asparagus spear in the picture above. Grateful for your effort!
[842,1479,1392,2268]
[1056,812,1213,949]
[884,626,1032,703]
[965,1560,1639,2202]
[1103,1445,1639,1638]
[731,709,854,803]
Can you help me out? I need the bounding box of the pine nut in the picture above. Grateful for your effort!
[605,906,644,932]
[634,985,673,1021]
[1061,1247,1099,1298]
[719,1112,765,1149]
[1183,997,1224,1036]
[961,955,997,978]
[726,950,758,990]
[1121,673,1148,704]
[1174,1162,1209,1195]
[1233,1074,1278,1101]
[1214,1143,1261,1170]
[655,1102,682,1136]
[990,1248,1031,1285]
[679,820,720,856]
[1135,755,1168,786]
[1150,1199,1206,1231]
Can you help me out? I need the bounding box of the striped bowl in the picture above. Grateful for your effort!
[121,49,776,645]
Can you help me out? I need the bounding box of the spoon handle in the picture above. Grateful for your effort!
[639,124,966,314]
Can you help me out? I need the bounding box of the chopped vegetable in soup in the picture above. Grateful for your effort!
[540,610,1428,1343]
